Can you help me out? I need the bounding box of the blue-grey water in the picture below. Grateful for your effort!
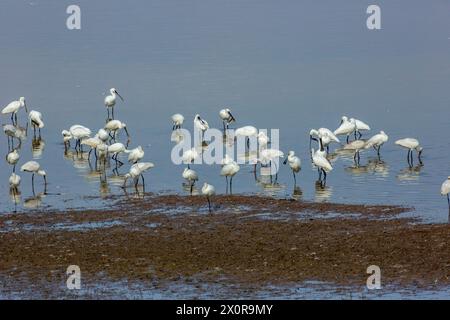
[0,0,450,299]
[1,0,450,222]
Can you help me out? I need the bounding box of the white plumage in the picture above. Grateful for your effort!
[123,162,154,187]
[202,182,216,213]
[29,110,44,129]
[128,146,144,163]
[172,113,184,130]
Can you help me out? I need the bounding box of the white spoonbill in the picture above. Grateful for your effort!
[128,146,144,163]
[182,148,200,169]
[194,114,209,142]
[182,167,199,194]
[283,151,301,185]
[235,125,258,149]
[219,108,235,130]
[81,137,102,160]
[344,139,367,165]
[365,131,388,157]
[6,149,20,172]
[312,142,333,182]
[2,97,27,124]
[105,119,130,140]
[202,182,216,213]
[395,138,423,165]
[259,148,284,182]
[96,128,109,142]
[66,125,92,151]
[29,110,44,137]
[123,162,155,188]
[20,160,47,193]
[349,117,370,139]
[221,162,240,194]
[104,88,124,119]
[107,142,129,165]
[334,117,356,144]
[221,154,236,166]
[441,177,450,208]
[172,113,184,130]
[310,128,340,151]
[9,172,21,190]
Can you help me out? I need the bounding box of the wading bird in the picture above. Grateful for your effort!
[9,172,21,191]
[29,110,44,138]
[123,162,154,189]
[395,138,423,166]
[107,142,129,165]
[221,161,240,194]
[172,114,184,130]
[182,167,198,195]
[257,131,270,150]
[235,125,258,149]
[334,117,356,144]
[311,139,332,184]
[128,146,144,164]
[20,161,47,194]
[309,128,340,151]
[2,97,27,124]
[182,148,200,169]
[6,149,20,172]
[364,131,388,158]
[64,125,92,152]
[283,151,301,185]
[350,117,370,139]
[105,119,130,141]
[202,182,216,213]
[343,139,367,166]
[194,114,209,143]
[219,108,235,131]
[441,176,450,209]
[104,88,124,119]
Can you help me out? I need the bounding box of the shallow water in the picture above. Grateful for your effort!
[1,0,450,224]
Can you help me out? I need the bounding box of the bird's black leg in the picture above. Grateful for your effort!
[322,169,327,181]
[354,130,357,140]
[190,182,193,195]
[230,177,233,195]
[225,176,228,194]
[207,196,211,213]
[346,135,349,144]
[112,107,115,120]
[293,171,296,186]
[31,173,35,195]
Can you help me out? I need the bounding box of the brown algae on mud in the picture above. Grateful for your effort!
[0,195,449,297]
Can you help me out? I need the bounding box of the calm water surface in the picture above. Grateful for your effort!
[1,0,450,223]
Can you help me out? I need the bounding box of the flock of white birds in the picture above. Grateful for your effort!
[2,89,450,212]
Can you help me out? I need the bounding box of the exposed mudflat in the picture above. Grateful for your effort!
[0,195,449,299]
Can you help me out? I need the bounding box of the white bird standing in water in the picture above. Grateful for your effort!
[395,138,423,165]
[182,167,198,195]
[309,128,340,151]
[221,162,240,194]
[283,151,301,185]
[105,119,130,140]
[194,114,209,143]
[441,176,450,208]
[343,139,367,166]
[334,117,356,144]
[350,117,370,139]
[65,125,91,152]
[104,88,124,119]
[172,114,184,130]
[29,110,44,137]
[312,138,333,182]
[182,148,200,169]
[202,182,216,213]
[81,137,102,160]
[107,142,129,165]
[123,162,154,189]
[128,146,144,163]
[96,128,109,142]
[6,149,20,172]
[235,125,258,149]
[20,161,47,194]
[364,131,388,157]
[9,172,21,190]
[219,108,236,131]
[2,97,27,124]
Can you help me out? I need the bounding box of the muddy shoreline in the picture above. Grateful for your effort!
[1,195,449,298]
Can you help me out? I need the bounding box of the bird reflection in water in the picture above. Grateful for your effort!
[31,137,45,159]
[397,164,423,182]
[292,185,303,200]
[23,192,45,209]
[315,180,333,202]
